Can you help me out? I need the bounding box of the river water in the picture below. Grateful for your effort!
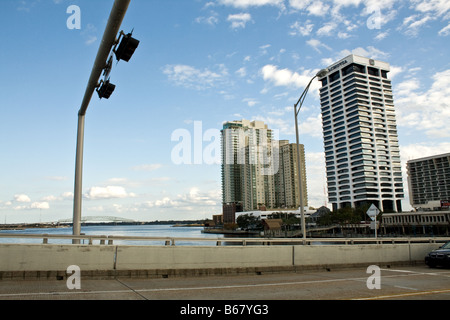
[0,224,225,246]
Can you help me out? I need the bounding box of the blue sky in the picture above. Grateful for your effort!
[0,0,449,224]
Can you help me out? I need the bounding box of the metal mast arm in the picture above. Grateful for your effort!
[73,0,131,242]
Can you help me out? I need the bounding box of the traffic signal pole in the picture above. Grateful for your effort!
[73,0,131,243]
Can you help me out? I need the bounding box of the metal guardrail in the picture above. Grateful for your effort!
[0,233,448,246]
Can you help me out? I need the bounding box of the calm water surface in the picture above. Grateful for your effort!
[0,225,224,246]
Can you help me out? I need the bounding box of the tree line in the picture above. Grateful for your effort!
[236,205,376,230]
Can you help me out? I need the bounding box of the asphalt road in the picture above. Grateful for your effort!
[1,265,449,302]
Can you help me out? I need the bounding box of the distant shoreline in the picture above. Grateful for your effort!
[0,220,207,231]
[202,228,260,235]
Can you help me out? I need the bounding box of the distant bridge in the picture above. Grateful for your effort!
[58,216,136,224]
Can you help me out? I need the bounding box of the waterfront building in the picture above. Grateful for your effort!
[406,153,450,210]
[221,120,307,216]
[382,210,450,235]
[318,55,404,212]
[275,140,308,209]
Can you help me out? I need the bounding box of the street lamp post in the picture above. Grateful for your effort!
[294,69,328,241]
[73,0,132,244]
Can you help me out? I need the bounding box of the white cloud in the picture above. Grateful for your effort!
[42,195,58,202]
[195,15,219,26]
[195,11,219,26]
[307,1,330,16]
[163,64,229,90]
[323,46,388,65]
[438,23,450,36]
[227,12,252,29]
[412,0,450,17]
[62,192,74,200]
[337,31,351,39]
[84,186,136,200]
[243,98,258,106]
[286,0,396,39]
[289,20,314,36]
[31,202,50,210]
[400,14,434,36]
[236,67,247,77]
[400,0,450,37]
[374,30,389,40]
[261,64,320,89]
[218,0,284,9]
[41,192,74,202]
[14,194,31,203]
[317,22,337,36]
[332,0,362,7]
[389,65,403,79]
[10,196,50,210]
[289,0,312,10]
[306,39,332,53]
[142,187,220,209]
[254,115,293,135]
[305,151,328,208]
[259,44,271,55]
[361,0,396,16]
[299,113,324,138]
[395,69,450,138]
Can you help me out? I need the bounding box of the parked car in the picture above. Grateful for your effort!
[425,242,450,268]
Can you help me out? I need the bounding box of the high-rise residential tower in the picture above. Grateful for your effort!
[221,120,307,217]
[221,120,276,212]
[318,55,404,213]
[275,140,308,209]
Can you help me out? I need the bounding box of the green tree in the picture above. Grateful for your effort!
[317,206,370,226]
[236,214,262,230]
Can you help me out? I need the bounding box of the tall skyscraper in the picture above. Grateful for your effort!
[318,55,404,213]
[407,153,450,210]
[221,120,307,217]
[221,120,276,212]
[276,140,308,209]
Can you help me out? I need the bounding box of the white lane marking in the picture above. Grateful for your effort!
[2,269,449,298]
[394,286,418,291]
[381,268,450,277]
[355,288,450,300]
[0,275,368,298]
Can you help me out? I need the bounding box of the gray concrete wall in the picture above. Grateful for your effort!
[115,246,293,270]
[293,243,432,266]
[0,242,442,278]
[0,244,116,272]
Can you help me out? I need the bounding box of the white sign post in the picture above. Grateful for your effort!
[367,204,380,239]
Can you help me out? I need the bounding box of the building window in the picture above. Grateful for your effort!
[329,71,340,83]
[368,67,380,77]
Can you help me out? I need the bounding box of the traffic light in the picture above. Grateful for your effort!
[114,32,140,62]
[97,80,116,99]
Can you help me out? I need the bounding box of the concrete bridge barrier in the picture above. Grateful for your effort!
[0,239,446,280]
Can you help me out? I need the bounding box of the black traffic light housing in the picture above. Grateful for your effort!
[114,31,140,62]
[97,80,116,99]
[96,30,139,100]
